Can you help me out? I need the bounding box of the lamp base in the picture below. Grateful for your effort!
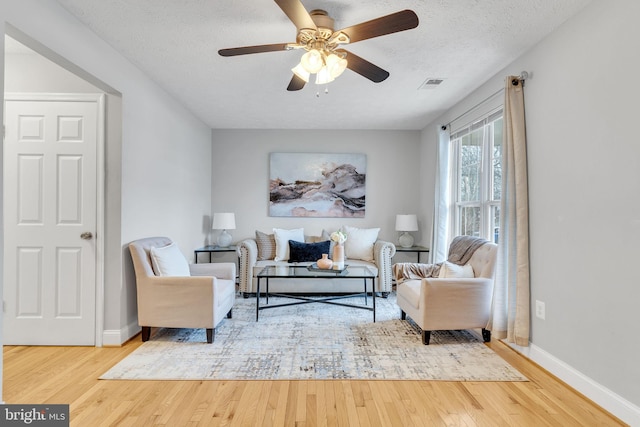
[398,232,414,248]
[217,230,232,247]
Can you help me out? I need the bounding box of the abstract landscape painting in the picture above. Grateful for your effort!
[269,153,366,217]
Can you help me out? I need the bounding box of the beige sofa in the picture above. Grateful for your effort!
[129,237,236,343]
[237,229,396,296]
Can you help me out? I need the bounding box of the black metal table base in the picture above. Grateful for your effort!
[256,276,376,322]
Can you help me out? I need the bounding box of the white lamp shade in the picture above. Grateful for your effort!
[291,63,310,83]
[315,66,334,85]
[300,49,323,73]
[212,212,236,230]
[395,214,418,231]
[326,53,347,78]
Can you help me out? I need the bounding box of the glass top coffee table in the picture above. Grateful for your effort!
[255,265,377,322]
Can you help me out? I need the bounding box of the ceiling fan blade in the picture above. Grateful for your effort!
[274,0,317,30]
[287,74,307,91]
[336,10,418,44]
[218,43,290,57]
[337,49,389,83]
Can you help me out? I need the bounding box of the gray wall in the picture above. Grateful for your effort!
[1,0,213,349]
[210,129,423,252]
[422,0,640,422]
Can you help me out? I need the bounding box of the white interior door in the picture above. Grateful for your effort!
[3,95,100,345]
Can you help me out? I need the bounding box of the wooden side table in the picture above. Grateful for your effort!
[194,245,237,263]
[394,245,430,263]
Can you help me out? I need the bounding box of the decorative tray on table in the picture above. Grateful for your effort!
[307,263,349,274]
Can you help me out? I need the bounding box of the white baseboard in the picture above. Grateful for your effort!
[508,342,640,426]
[102,321,141,347]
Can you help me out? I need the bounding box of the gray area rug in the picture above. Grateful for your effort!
[101,293,527,381]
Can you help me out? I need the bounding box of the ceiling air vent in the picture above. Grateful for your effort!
[419,78,445,90]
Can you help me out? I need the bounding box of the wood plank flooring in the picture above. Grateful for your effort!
[3,336,625,426]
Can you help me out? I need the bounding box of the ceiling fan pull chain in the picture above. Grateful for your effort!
[316,85,330,98]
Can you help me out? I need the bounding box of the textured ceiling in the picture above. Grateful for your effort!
[51,0,592,130]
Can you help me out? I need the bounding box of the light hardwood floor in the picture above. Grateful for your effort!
[3,336,625,426]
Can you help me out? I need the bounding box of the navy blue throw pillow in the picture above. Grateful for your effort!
[288,240,331,262]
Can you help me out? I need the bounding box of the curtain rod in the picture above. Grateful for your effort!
[442,71,528,130]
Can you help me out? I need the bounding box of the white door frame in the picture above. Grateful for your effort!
[4,92,105,347]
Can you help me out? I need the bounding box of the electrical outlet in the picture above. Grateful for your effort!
[535,300,546,320]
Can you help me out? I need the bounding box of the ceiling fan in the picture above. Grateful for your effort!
[218,0,419,91]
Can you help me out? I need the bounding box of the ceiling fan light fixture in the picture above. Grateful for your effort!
[326,53,347,78]
[300,49,323,73]
[291,63,310,82]
[219,4,419,92]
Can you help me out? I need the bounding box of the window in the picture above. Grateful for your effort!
[451,109,503,243]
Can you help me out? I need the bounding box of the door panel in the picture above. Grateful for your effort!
[18,154,44,223]
[17,247,43,317]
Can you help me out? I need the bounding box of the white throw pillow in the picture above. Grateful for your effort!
[150,243,191,277]
[438,261,475,278]
[343,226,380,262]
[273,228,305,261]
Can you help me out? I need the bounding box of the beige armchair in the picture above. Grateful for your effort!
[395,238,498,345]
[129,237,236,343]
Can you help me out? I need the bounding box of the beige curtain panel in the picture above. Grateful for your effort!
[488,76,531,346]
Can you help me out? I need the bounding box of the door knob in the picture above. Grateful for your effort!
[80,232,93,240]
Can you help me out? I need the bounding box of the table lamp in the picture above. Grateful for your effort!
[212,212,236,247]
[395,214,418,248]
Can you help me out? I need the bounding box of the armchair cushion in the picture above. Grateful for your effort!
[189,262,236,281]
[438,261,474,278]
[343,226,380,262]
[398,280,421,310]
[273,228,304,261]
[150,243,190,277]
[288,240,331,263]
